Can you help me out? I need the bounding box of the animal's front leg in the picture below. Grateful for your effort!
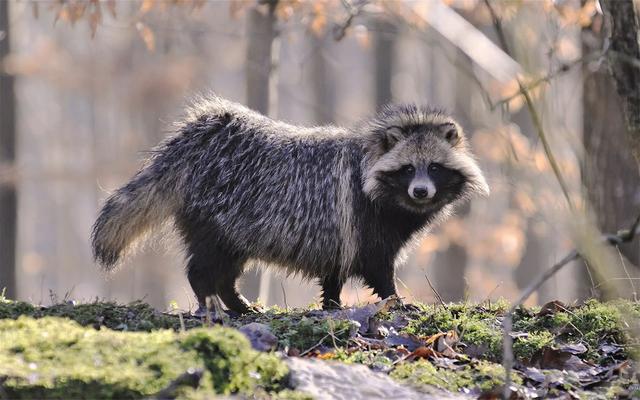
[361,261,398,300]
[321,275,345,309]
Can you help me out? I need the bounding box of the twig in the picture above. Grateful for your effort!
[500,215,640,399]
[396,277,416,303]
[281,281,289,312]
[593,277,640,290]
[483,0,573,209]
[491,51,605,110]
[299,325,351,357]
[425,274,447,309]
[481,281,503,305]
[616,247,638,302]
[332,0,367,41]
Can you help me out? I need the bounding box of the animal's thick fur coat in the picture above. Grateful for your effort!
[92,96,489,313]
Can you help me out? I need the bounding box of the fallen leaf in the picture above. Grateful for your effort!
[537,300,569,317]
[140,0,155,14]
[406,346,437,360]
[334,296,400,335]
[287,348,301,357]
[435,330,459,352]
[522,367,546,383]
[317,352,335,360]
[558,343,587,355]
[533,347,591,371]
[384,332,424,351]
[136,22,155,52]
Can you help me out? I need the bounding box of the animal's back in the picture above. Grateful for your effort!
[171,100,358,273]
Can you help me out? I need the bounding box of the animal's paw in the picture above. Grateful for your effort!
[226,304,264,318]
[191,304,225,323]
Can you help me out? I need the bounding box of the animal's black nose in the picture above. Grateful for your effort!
[413,187,429,199]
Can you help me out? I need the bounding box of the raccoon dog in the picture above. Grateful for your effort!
[91,96,489,313]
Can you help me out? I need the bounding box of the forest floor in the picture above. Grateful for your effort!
[0,294,638,399]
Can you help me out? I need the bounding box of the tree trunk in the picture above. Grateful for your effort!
[310,33,335,125]
[0,0,17,298]
[240,1,278,303]
[431,48,470,302]
[373,18,395,108]
[599,0,640,167]
[580,16,640,299]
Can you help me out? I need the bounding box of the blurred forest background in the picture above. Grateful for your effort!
[1,0,640,312]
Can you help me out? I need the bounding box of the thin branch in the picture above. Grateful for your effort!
[492,52,605,110]
[425,274,447,309]
[483,0,573,209]
[501,215,640,399]
[332,0,368,41]
[281,281,289,312]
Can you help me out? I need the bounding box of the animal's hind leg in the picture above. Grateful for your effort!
[215,260,252,314]
[186,239,251,314]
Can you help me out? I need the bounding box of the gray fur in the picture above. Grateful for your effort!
[91,96,489,312]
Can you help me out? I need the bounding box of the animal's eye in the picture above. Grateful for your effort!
[428,163,440,173]
[445,129,458,142]
[401,165,415,174]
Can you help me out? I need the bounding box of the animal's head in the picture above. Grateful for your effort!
[361,104,489,214]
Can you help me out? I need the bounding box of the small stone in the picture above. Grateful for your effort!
[239,322,278,352]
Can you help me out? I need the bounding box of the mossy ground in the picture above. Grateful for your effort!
[1,295,638,399]
[0,315,288,399]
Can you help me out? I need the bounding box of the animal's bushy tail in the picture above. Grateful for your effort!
[91,168,178,270]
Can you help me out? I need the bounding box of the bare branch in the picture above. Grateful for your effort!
[425,274,447,309]
[332,0,368,41]
[483,0,573,208]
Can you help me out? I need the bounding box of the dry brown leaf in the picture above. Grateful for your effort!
[406,346,437,361]
[105,0,117,18]
[140,0,156,15]
[136,22,156,52]
[89,9,102,38]
[316,352,335,360]
[70,3,87,24]
[537,300,569,317]
[435,330,460,353]
[229,0,251,19]
[310,14,326,36]
[353,25,370,49]
[424,331,446,346]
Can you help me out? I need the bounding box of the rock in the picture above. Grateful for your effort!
[238,322,278,351]
[286,357,467,400]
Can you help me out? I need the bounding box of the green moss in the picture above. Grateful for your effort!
[391,359,521,393]
[0,298,203,331]
[512,299,640,361]
[0,316,288,399]
[181,329,288,393]
[512,331,554,362]
[404,303,504,361]
[325,348,395,371]
[268,315,354,351]
[0,297,37,319]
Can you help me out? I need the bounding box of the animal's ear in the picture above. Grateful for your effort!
[380,126,404,152]
[438,123,461,146]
